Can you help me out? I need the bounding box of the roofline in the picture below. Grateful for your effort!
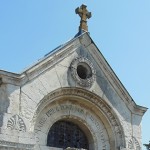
[21,32,89,74]
[84,33,148,114]
[0,32,88,86]
[0,32,148,115]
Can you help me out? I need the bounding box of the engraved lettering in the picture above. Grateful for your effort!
[46,108,55,117]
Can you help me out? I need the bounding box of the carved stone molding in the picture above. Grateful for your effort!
[35,103,107,149]
[7,114,26,132]
[34,88,123,137]
[0,140,34,149]
[70,57,96,87]
[128,137,141,150]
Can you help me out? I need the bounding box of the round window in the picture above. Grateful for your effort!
[77,62,92,79]
[70,57,96,87]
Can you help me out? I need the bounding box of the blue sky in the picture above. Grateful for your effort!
[0,0,150,148]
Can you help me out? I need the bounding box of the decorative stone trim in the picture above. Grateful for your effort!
[7,114,26,132]
[32,87,126,149]
[35,88,123,136]
[35,104,103,149]
[0,140,34,149]
[128,137,141,150]
[70,57,96,87]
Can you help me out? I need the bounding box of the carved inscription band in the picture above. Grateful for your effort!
[35,88,122,136]
[35,103,108,149]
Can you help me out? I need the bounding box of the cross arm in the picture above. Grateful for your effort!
[75,7,83,17]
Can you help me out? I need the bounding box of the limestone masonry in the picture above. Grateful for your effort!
[0,32,147,150]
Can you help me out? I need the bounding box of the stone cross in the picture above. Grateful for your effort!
[75,4,92,32]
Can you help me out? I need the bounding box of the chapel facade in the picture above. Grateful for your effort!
[0,4,147,150]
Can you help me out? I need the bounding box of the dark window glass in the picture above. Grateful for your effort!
[47,121,88,149]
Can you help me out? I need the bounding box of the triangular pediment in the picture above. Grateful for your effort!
[0,32,147,116]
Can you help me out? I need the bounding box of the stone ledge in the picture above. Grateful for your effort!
[0,140,34,150]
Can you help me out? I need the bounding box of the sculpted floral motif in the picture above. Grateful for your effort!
[128,137,141,150]
[70,57,96,87]
[7,114,26,132]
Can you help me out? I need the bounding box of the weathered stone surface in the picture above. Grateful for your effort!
[0,85,10,127]
[0,32,147,150]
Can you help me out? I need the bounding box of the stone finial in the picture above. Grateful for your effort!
[75,4,92,32]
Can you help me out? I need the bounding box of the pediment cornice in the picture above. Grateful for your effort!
[0,33,147,116]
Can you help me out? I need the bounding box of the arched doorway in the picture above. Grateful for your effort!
[47,120,89,149]
[33,88,125,150]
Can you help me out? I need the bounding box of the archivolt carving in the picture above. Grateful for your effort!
[35,104,103,149]
[128,137,141,150]
[34,88,123,137]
